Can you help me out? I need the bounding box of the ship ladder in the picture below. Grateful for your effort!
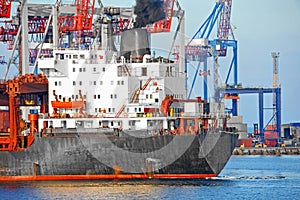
[141,77,152,90]
[115,104,126,118]
[131,77,152,103]
[131,90,140,103]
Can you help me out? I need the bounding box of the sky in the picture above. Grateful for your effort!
[1,0,300,127]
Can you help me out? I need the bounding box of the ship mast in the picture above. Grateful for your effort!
[20,0,29,75]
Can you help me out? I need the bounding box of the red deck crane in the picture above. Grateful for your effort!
[146,0,175,33]
[0,0,96,46]
[59,0,96,32]
[0,0,12,18]
[0,0,96,67]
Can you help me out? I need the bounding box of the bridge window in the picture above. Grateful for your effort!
[142,67,147,76]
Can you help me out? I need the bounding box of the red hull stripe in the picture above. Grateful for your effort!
[0,174,217,181]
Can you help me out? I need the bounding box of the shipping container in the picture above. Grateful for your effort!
[265,139,277,147]
[264,131,278,139]
[237,139,253,147]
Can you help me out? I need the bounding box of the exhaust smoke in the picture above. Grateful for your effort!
[134,0,165,28]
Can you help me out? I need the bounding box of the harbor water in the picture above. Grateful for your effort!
[0,156,299,200]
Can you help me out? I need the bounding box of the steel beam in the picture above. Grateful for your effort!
[259,90,264,142]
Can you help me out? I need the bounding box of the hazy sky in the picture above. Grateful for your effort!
[1,0,299,126]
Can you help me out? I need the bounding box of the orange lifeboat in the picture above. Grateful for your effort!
[51,100,84,109]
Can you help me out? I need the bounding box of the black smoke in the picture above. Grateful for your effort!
[134,0,165,28]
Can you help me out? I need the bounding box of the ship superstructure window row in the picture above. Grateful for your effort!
[94,94,101,99]
[54,81,62,86]
[117,81,125,85]
[107,108,116,113]
[79,68,86,72]
[146,94,153,99]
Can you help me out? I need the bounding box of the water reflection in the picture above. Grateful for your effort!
[0,179,230,199]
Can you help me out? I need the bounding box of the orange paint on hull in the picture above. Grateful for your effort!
[0,174,217,181]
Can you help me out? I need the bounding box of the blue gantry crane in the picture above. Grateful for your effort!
[186,0,237,103]
[185,0,281,145]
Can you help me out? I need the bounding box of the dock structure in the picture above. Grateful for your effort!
[233,147,300,156]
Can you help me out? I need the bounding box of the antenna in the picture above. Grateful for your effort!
[271,52,280,135]
[272,52,280,88]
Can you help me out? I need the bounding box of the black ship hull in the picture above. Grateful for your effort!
[0,131,237,181]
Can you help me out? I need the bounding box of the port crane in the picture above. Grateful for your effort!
[186,0,237,102]
[186,0,281,144]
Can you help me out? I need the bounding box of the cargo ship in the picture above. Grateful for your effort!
[0,0,238,181]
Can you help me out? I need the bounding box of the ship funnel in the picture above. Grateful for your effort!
[120,28,150,62]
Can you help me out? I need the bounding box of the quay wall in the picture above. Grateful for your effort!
[233,147,300,156]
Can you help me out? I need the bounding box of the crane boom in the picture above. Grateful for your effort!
[59,0,95,32]
[217,0,232,40]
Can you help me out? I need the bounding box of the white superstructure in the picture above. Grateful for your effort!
[38,48,186,118]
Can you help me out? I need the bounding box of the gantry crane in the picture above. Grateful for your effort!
[186,0,281,144]
[186,0,237,103]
